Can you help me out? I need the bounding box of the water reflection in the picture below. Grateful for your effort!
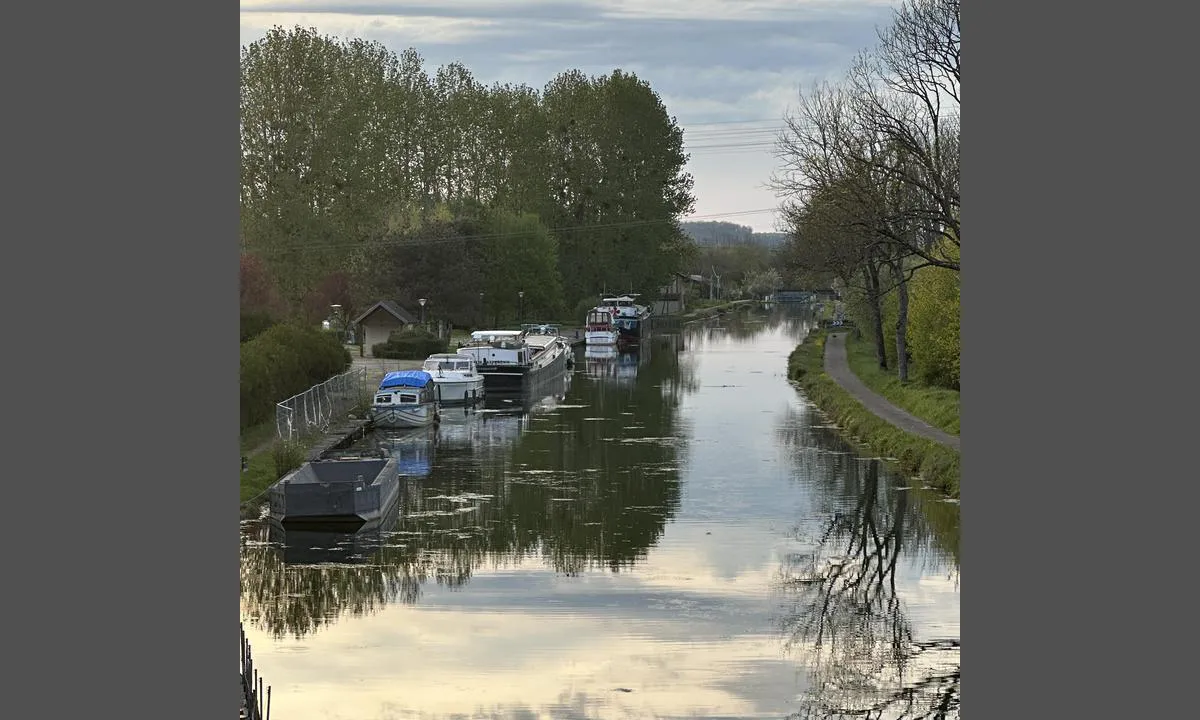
[774,439,960,718]
[238,311,959,719]
[241,339,696,639]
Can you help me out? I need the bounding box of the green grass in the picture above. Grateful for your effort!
[240,437,309,504]
[788,330,960,497]
[241,451,280,504]
[240,419,278,455]
[239,403,368,505]
[843,335,960,435]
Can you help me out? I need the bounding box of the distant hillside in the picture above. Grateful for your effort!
[681,221,787,248]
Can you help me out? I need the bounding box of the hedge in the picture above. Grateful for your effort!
[240,323,352,430]
[371,329,448,360]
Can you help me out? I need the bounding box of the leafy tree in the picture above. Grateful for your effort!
[240,252,284,317]
[540,69,694,307]
[240,27,400,309]
[907,239,960,388]
[479,209,564,323]
[358,205,488,327]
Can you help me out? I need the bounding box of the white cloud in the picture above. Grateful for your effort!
[239,0,899,230]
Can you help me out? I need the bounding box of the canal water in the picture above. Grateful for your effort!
[239,308,961,719]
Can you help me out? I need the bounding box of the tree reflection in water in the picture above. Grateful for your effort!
[240,333,698,640]
[776,416,960,719]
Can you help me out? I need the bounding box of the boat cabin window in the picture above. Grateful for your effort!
[398,393,418,403]
[455,361,471,370]
[375,394,390,404]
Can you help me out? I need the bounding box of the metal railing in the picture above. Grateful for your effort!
[240,623,272,720]
[276,368,369,442]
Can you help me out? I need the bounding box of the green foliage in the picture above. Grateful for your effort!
[240,28,697,321]
[481,209,564,320]
[844,334,960,435]
[240,312,276,343]
[787,331,959,497]
[572,297,601,322]
[271,440,306,480]
[907,243,961,389]
[240,323,352,429]
[372,328,449,359]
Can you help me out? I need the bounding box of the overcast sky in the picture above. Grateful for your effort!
[240,0,899,233]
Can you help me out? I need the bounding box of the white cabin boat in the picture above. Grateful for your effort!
[369,370,440,428]
[421,353,485,405]
[585,308,619,346]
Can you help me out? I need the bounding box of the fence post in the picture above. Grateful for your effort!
[274,369,366,442]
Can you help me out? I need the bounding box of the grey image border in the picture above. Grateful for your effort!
[7,1,238,718]
[9,0,1169,717]
[966,0,1191,717]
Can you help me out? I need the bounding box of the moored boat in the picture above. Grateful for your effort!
[269,457,401,528]
[369,370,439,428]
[584,308,619,346]
[457,326,571,392]
[421,353,486,406]
[597,293,652,347]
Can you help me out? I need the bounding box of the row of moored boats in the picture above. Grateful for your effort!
[366,323,574,429]
[269,295,652,529]
[369,294,651,430]
[583,293,653,347]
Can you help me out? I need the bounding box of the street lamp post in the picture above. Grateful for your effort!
[418,297,427,327]
[478,292,484,329]
[330,304,342,341]
[518,291,525,323]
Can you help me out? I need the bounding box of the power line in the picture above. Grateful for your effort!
[247,207,781,257]
[678,117,782,127]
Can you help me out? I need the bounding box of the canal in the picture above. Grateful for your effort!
[239,307,961,719]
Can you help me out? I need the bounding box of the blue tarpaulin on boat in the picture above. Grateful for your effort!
[397,458,432,477]
[379,370,433,389]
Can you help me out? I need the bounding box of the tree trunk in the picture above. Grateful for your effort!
[890,260,910,383]
[865,262,888,370]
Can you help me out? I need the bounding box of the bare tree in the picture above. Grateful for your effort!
[846,0,960,266]
[777,461,961,719]
[773,0,960,275]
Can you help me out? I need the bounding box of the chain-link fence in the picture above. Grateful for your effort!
[276,368,369,442]
[354,358,427,390]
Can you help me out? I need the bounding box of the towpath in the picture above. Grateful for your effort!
[823,333,961,452]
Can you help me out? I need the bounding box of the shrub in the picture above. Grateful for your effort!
[907,243,960,389]
[271,439,305,479]
[240,323,352,429]
[371,328,448,359]
[240,312,276,343]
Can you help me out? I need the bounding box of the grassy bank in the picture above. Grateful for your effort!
[240,420,277,456]
[843,334,960,435]
[680,298,757,320]
[788,330,960,497]
[240,438,311,505]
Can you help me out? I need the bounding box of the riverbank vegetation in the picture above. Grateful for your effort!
[789,331,959,497]
[238,27,703,497]
[772,0,960,476]
[844,332,959,435]
[240,324,351,430]
[240,26,697,330]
